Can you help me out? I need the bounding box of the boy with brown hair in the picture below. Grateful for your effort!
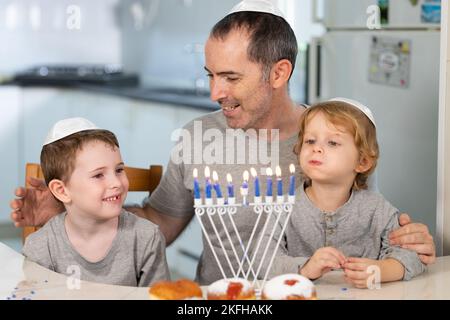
[22,118,170,286]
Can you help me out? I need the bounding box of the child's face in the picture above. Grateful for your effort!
[299,112,365,186]
[64,140,129,221]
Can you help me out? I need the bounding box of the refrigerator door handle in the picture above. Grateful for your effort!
[312,0,324,24]
[308,37,322,105]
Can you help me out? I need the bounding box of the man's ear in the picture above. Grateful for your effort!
[48,179,71,204]
[270,59,293,89]
[355,156,373,174]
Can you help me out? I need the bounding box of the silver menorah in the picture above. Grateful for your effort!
[194,191,295,292]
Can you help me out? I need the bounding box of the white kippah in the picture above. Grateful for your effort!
[228,0,286,20]
[43,117,99,146]
[329,97,377,128]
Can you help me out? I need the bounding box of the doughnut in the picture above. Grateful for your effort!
[148,279,203,300]
[207,278,256,300]
[262,274,317,300]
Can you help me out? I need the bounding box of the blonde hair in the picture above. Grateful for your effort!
[294,101,379,190]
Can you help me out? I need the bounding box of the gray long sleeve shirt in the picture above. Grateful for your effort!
[254,185,426,281]
[22,210,170,286]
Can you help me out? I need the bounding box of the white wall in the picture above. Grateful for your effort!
[0,87,21,224]
[0,0,121,75]
[278,0,325,43]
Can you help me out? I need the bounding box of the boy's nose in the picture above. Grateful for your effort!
[312,144,324,153]
[109,175,122,189]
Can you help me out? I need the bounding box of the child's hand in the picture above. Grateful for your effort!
[343,257,380,289]
[300,247,346,280]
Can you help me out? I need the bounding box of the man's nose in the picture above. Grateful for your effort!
[209,80,227,102]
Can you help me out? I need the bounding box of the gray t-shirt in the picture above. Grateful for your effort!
[254,184,426,281]
[149,110,377,285]
[22,210,170,287]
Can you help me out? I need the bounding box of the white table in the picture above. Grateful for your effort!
[1,241,449,300]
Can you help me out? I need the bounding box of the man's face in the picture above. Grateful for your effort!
[205,29,273,130]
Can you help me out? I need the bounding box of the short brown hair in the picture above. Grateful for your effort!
[210,11,298,80]
[294,101,379,190]
[40,129,119,185]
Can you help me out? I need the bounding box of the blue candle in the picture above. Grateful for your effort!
[193,168,201,199]
[212,171,223,198]
[241,170,249,205]
[226,173,234,198]
[289,164,296,196]
[205,166,212,199]
[250,168,260,197]
[276,166,283,196]
[242,170,249,190]
[266,167,273,197]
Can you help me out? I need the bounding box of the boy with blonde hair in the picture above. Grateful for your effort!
[260,99,426,288]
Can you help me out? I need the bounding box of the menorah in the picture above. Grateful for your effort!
[192,165,296,292]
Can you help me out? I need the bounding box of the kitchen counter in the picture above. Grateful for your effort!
[1,82,219,111]
[1,241,449,300]
[76,84,218,111]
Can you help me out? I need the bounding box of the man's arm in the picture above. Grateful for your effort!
[126,204,193,246]
[390,213,436,265]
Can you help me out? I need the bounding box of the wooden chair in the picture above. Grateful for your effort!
[22,163,162,243]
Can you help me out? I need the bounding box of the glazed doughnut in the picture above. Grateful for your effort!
[262,274,317,300]
[149,279,203,300]
[207,278,256,300]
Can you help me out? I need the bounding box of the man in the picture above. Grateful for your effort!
[10,1,435,285]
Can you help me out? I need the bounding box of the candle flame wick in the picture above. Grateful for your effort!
[276,166,282,177]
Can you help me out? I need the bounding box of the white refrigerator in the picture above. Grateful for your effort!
[308,0,441,237]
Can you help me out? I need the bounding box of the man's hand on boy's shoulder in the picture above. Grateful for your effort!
[389,213,436,265]
[10,177,64,227]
